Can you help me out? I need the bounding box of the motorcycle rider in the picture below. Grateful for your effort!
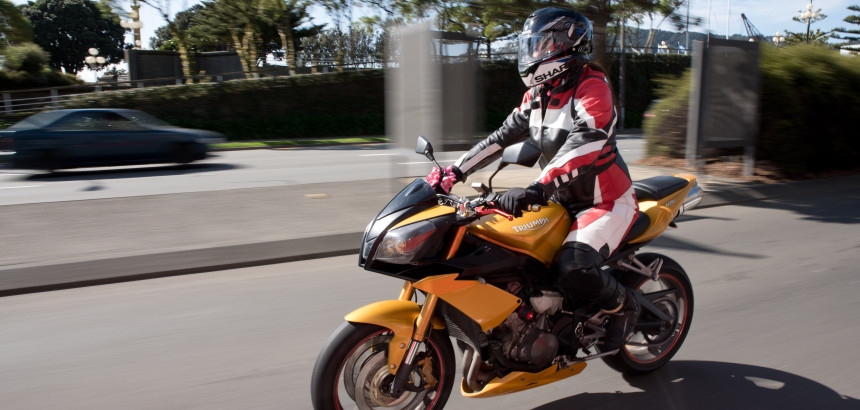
[427,7,639,351]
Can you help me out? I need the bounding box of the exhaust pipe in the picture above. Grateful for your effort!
[678,181,704,217]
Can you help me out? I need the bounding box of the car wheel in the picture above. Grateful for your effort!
[38,150,63,172]
[169,144,194,164]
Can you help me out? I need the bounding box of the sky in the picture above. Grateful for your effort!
[10,0,857,51]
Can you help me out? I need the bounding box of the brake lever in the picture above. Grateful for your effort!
[476,205,513,221]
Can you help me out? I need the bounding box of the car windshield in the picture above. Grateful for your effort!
[8,111,69,130]
[119,110,173,127]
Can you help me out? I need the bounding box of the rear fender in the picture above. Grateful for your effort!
[630,174,696,243]
[345,300,445,374]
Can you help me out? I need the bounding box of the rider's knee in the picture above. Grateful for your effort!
[555,242,602,277]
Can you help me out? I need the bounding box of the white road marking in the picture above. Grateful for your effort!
[0,185,41,190]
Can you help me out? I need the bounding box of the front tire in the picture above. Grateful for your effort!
[602,253,694,374]
[311,322,455,410]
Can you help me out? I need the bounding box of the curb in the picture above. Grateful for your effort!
[0,233,362,297]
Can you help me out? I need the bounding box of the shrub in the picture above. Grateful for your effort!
[2,42,49,74]
[644,44,860,177]
[643,69,693,157]
[606,53,691,129]
[757,45,860,176]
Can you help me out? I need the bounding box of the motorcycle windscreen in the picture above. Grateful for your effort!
[377,178,438,220]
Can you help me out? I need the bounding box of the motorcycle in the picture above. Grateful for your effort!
[311,136,703,409]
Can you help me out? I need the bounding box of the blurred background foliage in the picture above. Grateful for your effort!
[49,54,687,140]
[644,44,860,178]
[0,42,81,89]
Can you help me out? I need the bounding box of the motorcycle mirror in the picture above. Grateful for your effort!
[415,136,435,162]
[488,142,541,192]
[415,135,445,175]
[501,141,542,168]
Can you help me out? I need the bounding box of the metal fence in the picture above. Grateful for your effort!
[0,71,273,116]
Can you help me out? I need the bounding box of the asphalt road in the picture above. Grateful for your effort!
[2,188,858,409]
[0,137,645,206]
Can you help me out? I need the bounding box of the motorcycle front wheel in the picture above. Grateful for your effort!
[311,322,455,410]
[602,253,694,374]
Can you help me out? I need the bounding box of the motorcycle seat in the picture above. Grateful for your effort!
[633,175,689,201]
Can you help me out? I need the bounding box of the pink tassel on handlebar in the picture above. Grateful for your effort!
[426,166,457,194]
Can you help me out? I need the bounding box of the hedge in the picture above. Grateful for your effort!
[60,70,388,139]
[643,44,860,177]
[3,55,690,138]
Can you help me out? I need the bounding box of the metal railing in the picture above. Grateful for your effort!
[1,72,255,116]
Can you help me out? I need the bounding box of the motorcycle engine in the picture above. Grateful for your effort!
[494,291,563,368]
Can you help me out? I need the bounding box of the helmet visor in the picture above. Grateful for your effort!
[518,32,572,71]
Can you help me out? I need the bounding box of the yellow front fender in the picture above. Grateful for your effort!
[345,300,445,374]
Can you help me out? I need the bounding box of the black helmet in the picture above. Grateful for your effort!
[518,7,593,87]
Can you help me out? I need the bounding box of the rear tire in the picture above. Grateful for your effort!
[601,253,694,374]
[311,322,455,410]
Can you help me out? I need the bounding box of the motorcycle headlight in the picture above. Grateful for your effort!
[374,220,437,265]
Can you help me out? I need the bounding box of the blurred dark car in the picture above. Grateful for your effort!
[0,109,225,171]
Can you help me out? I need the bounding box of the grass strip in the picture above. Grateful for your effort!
[212,136,388,149]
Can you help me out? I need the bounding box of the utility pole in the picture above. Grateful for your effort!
[707,0,711,45]
[726,0,731,40]
[619,0,626,130]
[686,0,691,51]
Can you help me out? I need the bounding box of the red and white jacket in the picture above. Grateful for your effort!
[454,66,633,211]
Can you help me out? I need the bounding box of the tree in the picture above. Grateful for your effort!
[298,23,382,68]
[194,0,270,74]
[262,0,322,70]
[436,0,550,59]
[150,4,211,51]
[782,28,830,46]
[570,0,689,68]
[139,0,195,77]
[22,0,124,74]
[831,4,860,43]
[625,0,689,51]
[0,0,33,49]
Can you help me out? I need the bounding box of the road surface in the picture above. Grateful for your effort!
[0,137,645,206]
[2,186,858,409]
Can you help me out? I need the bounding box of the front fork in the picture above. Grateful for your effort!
[389,225,466,395]
[389,292,439,395]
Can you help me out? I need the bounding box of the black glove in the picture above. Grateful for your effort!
[498,183,548,218]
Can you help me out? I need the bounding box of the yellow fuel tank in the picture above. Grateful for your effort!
[467,202,571,266]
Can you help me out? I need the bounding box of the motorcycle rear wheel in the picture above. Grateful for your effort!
[310,321,455,410]
[602,253,694,374]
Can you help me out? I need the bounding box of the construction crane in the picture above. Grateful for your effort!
[741,13,766,42]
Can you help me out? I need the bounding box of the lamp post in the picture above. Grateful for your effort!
[120,0,144,48]
[772,32,786,49]
[84,48,106,83]
[799,1,821,43]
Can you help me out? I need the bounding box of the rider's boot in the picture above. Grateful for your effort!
[602,288,641,351]
[555,243,641,352]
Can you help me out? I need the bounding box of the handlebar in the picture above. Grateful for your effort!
[442,192,542,221]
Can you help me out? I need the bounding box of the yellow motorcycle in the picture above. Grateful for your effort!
[311,136,703,409]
